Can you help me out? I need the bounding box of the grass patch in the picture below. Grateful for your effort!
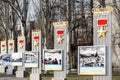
[67,72,93,80]
[112,73,120,80]
[41,71,120,80]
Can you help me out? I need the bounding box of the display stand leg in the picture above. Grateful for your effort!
[16,67,25,78]
[6,66,13,75]
[0,65,5,73]
[30,68,41,80]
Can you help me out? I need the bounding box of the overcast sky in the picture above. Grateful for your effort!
[17,0,39,24]
[27,0,39,21]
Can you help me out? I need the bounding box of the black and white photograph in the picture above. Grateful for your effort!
[0,53,11,66]
[43,49,63,70]
[11,52,23,66]
[78,46,106,75]
[24,51,38,67]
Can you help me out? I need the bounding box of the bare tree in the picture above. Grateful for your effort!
[0,1,13,52]
[33,0,68,49]
[111,0,120,69]
[1,0,29,50]
[68,0,93,68]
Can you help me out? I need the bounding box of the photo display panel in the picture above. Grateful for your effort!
[11,52,23,66]
[78,45,106,75]
[24,51,39,68]
[43,49,63,70]
[0,53,11,66]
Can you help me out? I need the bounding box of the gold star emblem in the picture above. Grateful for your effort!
[19,44,23,49]
[34,41,39,47]
[2,48,5,51]
[9,47,13,51]
[97,29,107,38]
[57,37,63,44]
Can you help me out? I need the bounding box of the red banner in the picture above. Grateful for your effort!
[2,45,5,47]
[9,43,13,46]
[57,30,64,35]
[34,36,39,40]
[97,19,107,26]
[19,40,24,43]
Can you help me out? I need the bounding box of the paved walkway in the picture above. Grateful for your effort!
[0,73,28,80]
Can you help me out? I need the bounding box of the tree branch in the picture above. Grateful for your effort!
[1,0,22,20]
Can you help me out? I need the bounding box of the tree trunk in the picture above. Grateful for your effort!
[22,0,28,50]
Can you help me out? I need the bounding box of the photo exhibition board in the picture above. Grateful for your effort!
[0,53,11,66]
[24,51,39,68]
[43,49,63,71]
[78,45,106,75]
[11,52,23,66]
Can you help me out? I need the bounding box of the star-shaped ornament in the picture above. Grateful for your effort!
[19,44,23,49]
[2,48,5,51]
[34,41,39,47]
[97,29,107,38]
[57,37,63,44]
[9,47,13,51]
